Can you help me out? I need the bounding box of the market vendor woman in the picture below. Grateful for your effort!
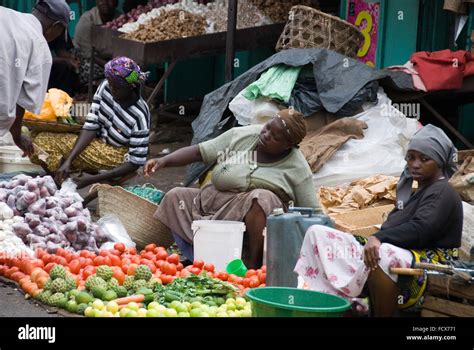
[295,124,463,316]
[144,109,321,269]
[31,56,150,188]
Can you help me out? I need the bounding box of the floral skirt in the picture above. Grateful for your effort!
[294,225,457,310]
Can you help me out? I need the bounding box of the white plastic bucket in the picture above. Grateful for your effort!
[192,220,246,272]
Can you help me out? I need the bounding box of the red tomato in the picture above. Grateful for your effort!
[193,260,204,269]
[190,267,201,275]
[79,250,90,258]
[44,263,56,274]
[242,278,250,288]
[114,243,125,253]
[121,264,129,274]
[99,250,109,257]
[261,265,266,273]
[176,263,183,271]
[160,274,173,284]
[127,264,138,276]
[166,263,177,276]
[5,267,20,278]
[103,256,111,266]
[249,276,260,288]
[127,247,137,255]
[167,254,180,265]
[130,255,141,264]
[145,243,157,252]
[82,266,95,280]
[259,272,266,284]
[143,252,155,261]
[109,255,121,267]
[155,250,168,261]
[245,269,257,278]
[35,248,46,259]
[112,267,125,285]
[203,263,215,273]
[93,256,105,266]
[155,260,165,270]
[219,272,229,281]
[69,260,81,274]
[56,248,65,257]
[84,258,94,267]
[179,269,190,278]
[109,249,121,257]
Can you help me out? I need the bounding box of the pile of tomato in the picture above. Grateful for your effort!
[0,243,266,297]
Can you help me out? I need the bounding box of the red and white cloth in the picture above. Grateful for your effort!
[294,225,413,299]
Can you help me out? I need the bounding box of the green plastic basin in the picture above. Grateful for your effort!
[245,287,351,317]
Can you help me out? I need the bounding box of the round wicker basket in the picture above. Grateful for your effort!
[96,185,173,250]
[276,5,364,58]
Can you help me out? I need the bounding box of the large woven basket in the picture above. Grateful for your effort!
[96,185,173,250]
[276,5,364,58]
[23,120,83,134]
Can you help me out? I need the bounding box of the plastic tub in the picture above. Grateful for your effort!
[192,220,245,272]
[0,146,42,173]
[246,287,351,317]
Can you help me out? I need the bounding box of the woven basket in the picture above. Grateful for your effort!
[23,120,83,134]
[96,185,173,250]
[276,5,363,58]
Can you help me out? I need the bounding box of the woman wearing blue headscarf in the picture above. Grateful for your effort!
[295,124,463,316]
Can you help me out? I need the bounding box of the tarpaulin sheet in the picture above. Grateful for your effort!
[187,48,415,183]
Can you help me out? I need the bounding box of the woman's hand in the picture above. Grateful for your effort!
[71,172,97,189]
[55,159,72,184]
[144,158,165,177]
[363,236,381,270]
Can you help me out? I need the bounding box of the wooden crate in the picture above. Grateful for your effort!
[421,274,474,317]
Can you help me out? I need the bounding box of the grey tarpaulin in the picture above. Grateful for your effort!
[187,48,415,183]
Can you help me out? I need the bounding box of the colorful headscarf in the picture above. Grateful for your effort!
[104,56,148,87]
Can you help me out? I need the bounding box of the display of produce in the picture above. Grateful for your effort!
[122,9,207,42]
[0,242,263,317]
[249,0,317,23]
[0,175,108,254]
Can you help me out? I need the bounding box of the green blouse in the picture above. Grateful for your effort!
[199,125,320,209]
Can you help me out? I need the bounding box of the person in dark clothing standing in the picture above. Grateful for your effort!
[48,32,80,96]
[295,124,463,317]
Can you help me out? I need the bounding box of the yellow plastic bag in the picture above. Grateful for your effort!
[24,89,73,121]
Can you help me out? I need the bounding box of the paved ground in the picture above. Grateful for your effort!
[0,121,195,317]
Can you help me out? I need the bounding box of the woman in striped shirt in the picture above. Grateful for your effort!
[32,57,150,189]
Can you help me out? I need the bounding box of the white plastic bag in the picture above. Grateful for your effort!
[97,214,136,249]
[56,178,83,203]
[312,88,419,188]
[229,90,281,126]
[461,202,474,260]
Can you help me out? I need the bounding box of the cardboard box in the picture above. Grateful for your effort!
[329,205,394,237]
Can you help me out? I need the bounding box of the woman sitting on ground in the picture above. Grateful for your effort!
[31,56,150,189]
[295,124,463,316]
[144,109,321,269]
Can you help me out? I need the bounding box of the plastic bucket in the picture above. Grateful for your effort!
[245,287,351,317]
[192,220,245,272]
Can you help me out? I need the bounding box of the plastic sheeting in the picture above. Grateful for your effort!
[187,48,415,183]
[289,78,379,117]
[312,89,419,189]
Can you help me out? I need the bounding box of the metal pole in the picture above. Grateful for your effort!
[225,0,238,82]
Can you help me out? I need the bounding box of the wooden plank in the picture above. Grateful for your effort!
[422,296,474,317]
[421,309,450,317]
[426,275,474,301]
